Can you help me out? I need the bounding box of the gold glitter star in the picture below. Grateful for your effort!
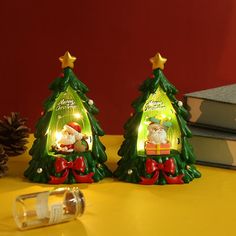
[59,51,76,69]
[149,53,167,70]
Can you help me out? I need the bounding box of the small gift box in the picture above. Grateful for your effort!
[145,142,171,155]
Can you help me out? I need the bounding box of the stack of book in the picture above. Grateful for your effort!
[184,83,236,169]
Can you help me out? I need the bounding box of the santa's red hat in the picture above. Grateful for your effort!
[64,122,81,134]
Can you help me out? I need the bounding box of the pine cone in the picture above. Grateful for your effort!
[0,112,30,156]
[0,145,8,177]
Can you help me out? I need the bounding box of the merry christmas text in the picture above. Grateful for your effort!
[144,100,166,111]
[56,99,76,111]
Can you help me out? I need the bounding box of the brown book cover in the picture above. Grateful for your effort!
[184,84,236,132]
[189,126,236,169]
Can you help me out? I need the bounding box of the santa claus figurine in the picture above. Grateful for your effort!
[55,122,88,153]
[147,122,168,145]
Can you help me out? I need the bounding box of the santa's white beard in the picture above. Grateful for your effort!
[58,134,76,145]
[148,130,167,144]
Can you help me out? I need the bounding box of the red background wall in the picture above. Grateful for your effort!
[0,0,235,134]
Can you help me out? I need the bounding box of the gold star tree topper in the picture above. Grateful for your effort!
[150,53,167,70]
[59,51,77,69]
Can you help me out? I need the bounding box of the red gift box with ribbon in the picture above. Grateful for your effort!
[145,142,171,155]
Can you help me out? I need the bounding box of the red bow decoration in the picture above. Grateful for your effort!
[140,158,184,185]
[49,156,94,184]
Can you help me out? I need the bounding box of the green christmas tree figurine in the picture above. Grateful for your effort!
[114,52,201,185]
[24,51,111,184]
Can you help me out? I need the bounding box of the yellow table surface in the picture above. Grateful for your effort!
[1,135,236,236]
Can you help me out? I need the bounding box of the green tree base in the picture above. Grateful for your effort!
[24,151,112,184]
[114,151,201,185]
